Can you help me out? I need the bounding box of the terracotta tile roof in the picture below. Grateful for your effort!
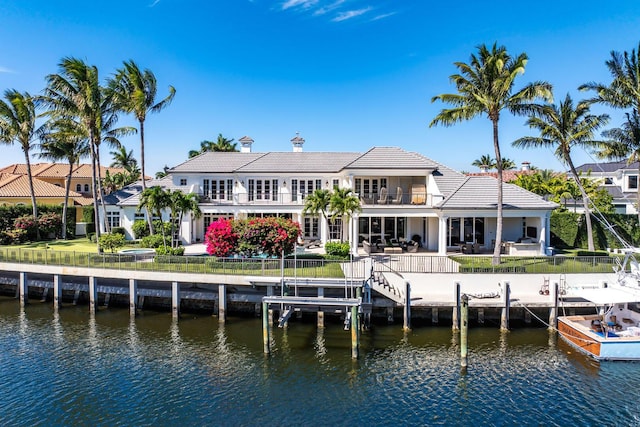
[0,173,84,198]
[466,170,536,182]
[0,163,129,179]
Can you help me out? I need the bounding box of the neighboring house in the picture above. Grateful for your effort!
[104,136,557,255]
[0,162,130,235]
[466,162,536,182]
[575,161,639,215]
[0,163,127,198]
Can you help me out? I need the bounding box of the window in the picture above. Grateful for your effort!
[247,179,279,201]
[291,179,321,202]
[329,218,342,240]
[180,178,187,186]
[203,179,210,198]
[106,211,120,228]
[332,179,339,189]
[84,184,89,192]
[629,176,638,190]
[76,184,82,192]
[134,212,145,221]
[303,217,319,238]
[604,177,613,185]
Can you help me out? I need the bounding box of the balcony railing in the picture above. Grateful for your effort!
[194,191,444,207]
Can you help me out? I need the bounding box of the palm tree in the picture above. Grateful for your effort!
[580,43,640,112]
[328,187,361,244]
[598,110,640,222]
[302,189,332,235]
[109,60,176,234]
[110,146,138,172]
[188,134,237,158]
[498,157,516,170]
[512,94,609,251]
[155,165,170,179]
[38,118,90,239]
[44,57,133,243]
[471,154,496,170]
[430,43,553,264]
[0,90,41,239]
[168,190,202,247]
[138,186,171,249]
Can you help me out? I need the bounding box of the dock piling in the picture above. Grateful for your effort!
[351,304,359,359]
[403,281,411,331]
[549,281,559,330]
[129,279,137,317]
[218,284,227,323]
[18,272,27,306]
[88,276,97,314]
[262,301,270,355]
[53,274,62,310]
[171,281,180,319]
[500,282,510,331]
[461,294,469,369]
[317,287,325,328]
[452,282,460,331]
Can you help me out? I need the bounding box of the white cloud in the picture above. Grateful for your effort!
[331,6,371,22]
[370,11,396,21]
[282,0,318,10]
[313,0,345,16]
[0,67,13,73]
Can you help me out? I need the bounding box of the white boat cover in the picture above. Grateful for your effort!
[577,286,640,305]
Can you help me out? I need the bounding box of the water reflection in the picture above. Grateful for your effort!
[2,303,640,426]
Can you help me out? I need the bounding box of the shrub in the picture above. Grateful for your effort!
[155,246,185,256]
[140,234,169,248]
[111,227,126,236]
[87,232,96,243]
[205,218,238,257]
[132,220,150,239]
[576,250,609,257]
[82,206,95,223]
[14,215,37,241]
[324,241,350,258]
[98,233,125,253]
[38,212,62,237]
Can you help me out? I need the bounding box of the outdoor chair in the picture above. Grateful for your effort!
[392,187,403,204]
[377,187,388,204]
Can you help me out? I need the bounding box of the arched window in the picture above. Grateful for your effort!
[76,184,82,192]
[84,184,89,192]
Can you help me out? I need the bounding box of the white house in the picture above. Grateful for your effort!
[104,135,557,255]
[575,161,640,215]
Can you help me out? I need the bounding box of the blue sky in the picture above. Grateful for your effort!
[1,1,640,175]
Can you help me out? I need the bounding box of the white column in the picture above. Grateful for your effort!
[437,216,448,255]
[350,214,359,255]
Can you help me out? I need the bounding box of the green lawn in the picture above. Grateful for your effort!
[3,238,140,253]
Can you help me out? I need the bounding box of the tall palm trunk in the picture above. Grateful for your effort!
[89,134,101,251]
[23,150,40,241]
[566,155,595,251]
[492,119,503,265]
[139,120,155,235]
[637,163,640,224]
[62,162,73,240]
[95,143,110,233]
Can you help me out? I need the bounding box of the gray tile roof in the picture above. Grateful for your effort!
[436,176,558,210]
[575,161,639,173]
[236,152,361,173]
[104,177,183,207]
[427,158,466,196]
[170,152,265,173]
[345,147,439,169]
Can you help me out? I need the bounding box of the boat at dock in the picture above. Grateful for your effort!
[558,251,640,361]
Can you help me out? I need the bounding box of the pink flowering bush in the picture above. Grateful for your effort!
[38,212,62,237]
[204,218,238,257]
[205,217,301,257]
[14,215,37,241]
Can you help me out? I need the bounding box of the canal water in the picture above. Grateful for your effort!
[1,299,639,426]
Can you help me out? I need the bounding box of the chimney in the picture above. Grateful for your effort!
[479,164,489,173]
[239,136,254,153]
[291,132,305,152]
[521,161,531,171]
